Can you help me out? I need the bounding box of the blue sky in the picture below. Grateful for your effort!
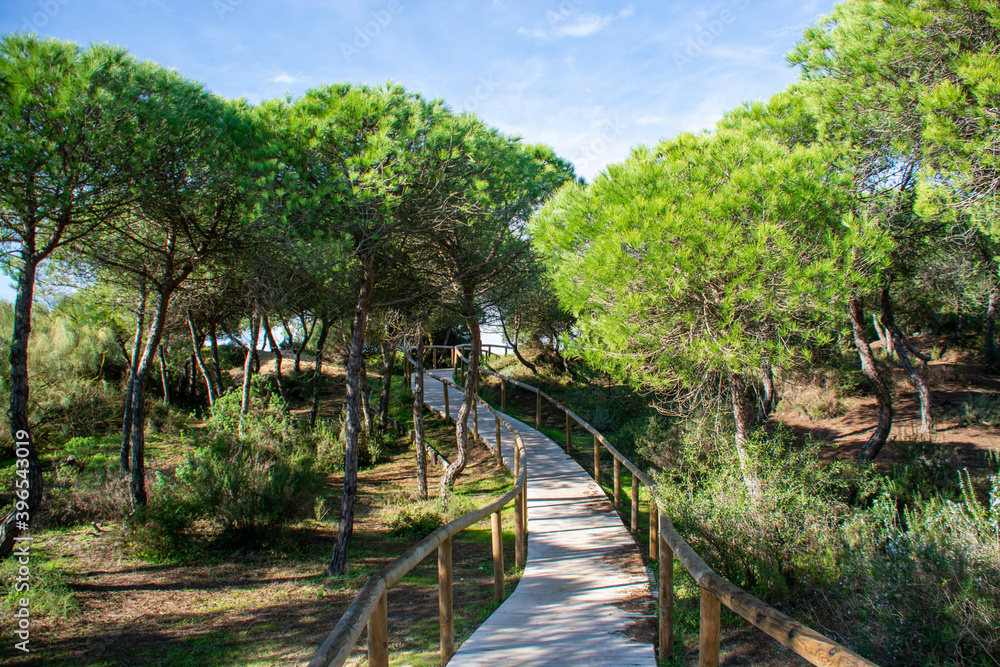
[0,0,839,305]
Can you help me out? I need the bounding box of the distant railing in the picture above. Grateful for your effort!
[308,346,528,667]
[451,344,878,667]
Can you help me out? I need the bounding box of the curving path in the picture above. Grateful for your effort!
[419,368,657,667]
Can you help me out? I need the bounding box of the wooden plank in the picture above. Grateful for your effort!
[439,536,455,663]
[614,458,621,512]
[659,540,673,660]
[631,475,639,537]
[443,383,449,421]
[593,434,601,485]
[700,588,721,667]
[514,443,525,569]
[565,412,572,455]
[492,511,504,603]
[495,420,503,466]
[367,592,388,667]
[649,504,658,561]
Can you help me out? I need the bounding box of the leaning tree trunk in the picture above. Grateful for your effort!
[329,255,374,577]
[261,312,287,404]
[850,295,894,461]
[377,340,396,428]
[440,313,481,510]
[412,330,428,500]
[986,260,997,363]
[754,359,776,426]
[129,286,177,508]
[121,283,147,471]
[209,323,224,396]
[882,289,933,435]
[730,372,761,502]
[500,315,537,374]
[186,311,216,406]
[309,318,332,428]
[158,345,170,404]
[0,256,45,558]
[239,311,263,435]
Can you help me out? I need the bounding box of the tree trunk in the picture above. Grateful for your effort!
[377,340,395,428]
[209,323,224,396]
[329,255,374,577]
[412,330,428,500]
[129,286,176,507]
[882,289,933,435]
[239,312,262,434]
[872,313,891,359]
[186,311,216,406]
[730,372,761,502]
[754,359,775,426]
[159,345,170,404]
[986,260,997,363]
[261,312,287,404]
[0,256,44,557]
[500,315,537,374]
[121,283,147,471]
[850,295,893,461]
[309,318,332,428]
[440,313,480,510]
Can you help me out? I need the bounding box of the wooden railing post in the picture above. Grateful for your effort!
[500,378,506,412]
[439,536,455,663]
[565,412,572,455]
[659,535,674,660]
[631,475,639,537]
[514,444,526,569]
[700,588,721,667]
[613,458,621,511]
[495,420,503,466]
[368,591,388,667]
[433,347,438,370]
[443,382,450,421]
[649,502,659,561]
[593,435,601,485]
[473,399,479,442]
[491,511,504,603]
[535,391,541,430]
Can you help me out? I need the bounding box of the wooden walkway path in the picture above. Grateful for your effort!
[421,369,657,666]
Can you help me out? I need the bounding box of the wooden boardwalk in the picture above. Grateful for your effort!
[421,369,657,666]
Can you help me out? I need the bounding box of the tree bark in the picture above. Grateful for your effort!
[309,318,332,428]
[872,313,891,359]
[0,255,44,557]
[412,329,428,500]
[881,289,933,435]
[754,359,775,425]
[500,315,537,374]
[377,340,395,428]
[850,295,894,461]
[121,283,148,471]
[186,311,216,406]
[440,312,480,510]
[986,260,997,363]
[209,323,224,396]
[261,311,287,404]
[730,372,760,502]
[239,312,262,434]
[329,255,374,576]
[158,345,170,404]
[129,285,177,507]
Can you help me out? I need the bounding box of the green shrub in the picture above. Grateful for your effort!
[175,437,322,539]
[959,392,1000,427]
[388,505,444,539]
[0,552,78,620]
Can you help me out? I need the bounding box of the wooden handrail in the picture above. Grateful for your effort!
[452,345,878,667]
[309,348,528,667]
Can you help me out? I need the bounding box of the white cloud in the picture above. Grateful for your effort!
[519,6,635,40]
[269,73,300,84]
[635,115,665,125]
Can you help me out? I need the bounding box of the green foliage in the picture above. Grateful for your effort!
[958,392,1000,427]
[654,425,1000,665]
[388,505,444,539]
[0,551,79,620]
